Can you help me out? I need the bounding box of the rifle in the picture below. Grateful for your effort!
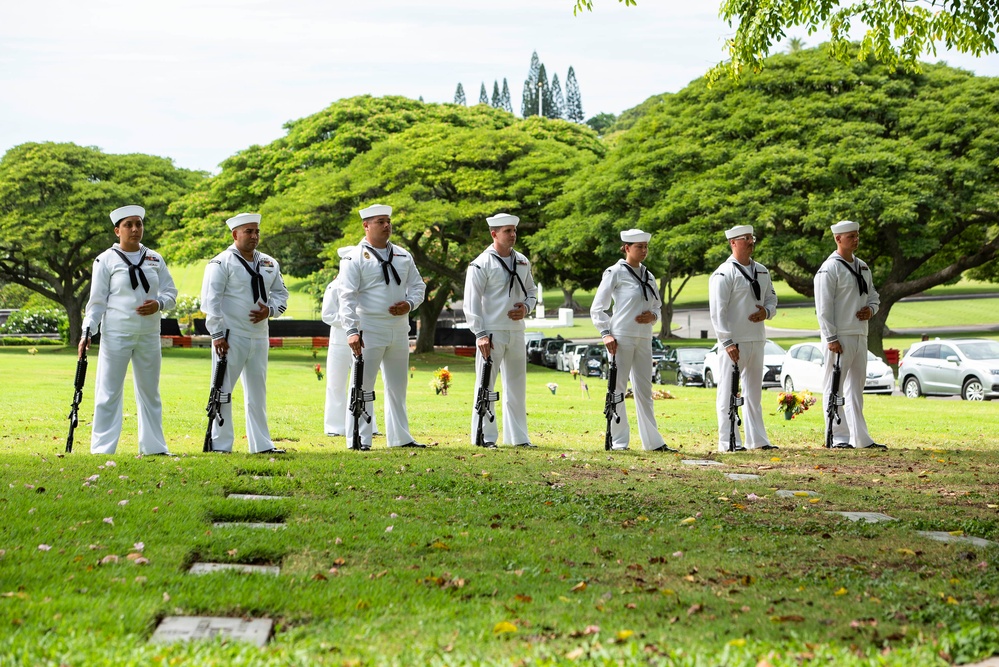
[825,352,846,448]
[728,357,745,452]
[203,331,231,453]
[66,327,91,453]
[603,353,624,451]
[474,335,499,448]
[349,332,376,451]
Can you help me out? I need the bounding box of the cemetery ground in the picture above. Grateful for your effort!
[1,346,999,666]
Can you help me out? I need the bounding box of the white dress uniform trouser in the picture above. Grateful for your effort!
[210,334,273,453]
[324,337,378,436]
[468,329,529,445]
[716,340,771,451]
[90,330,169,455]
[344,325,413,448]
[608,336,665,451]
[823,334,874,447]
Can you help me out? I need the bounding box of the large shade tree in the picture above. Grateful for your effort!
[262,116,604,351]
[571,45,999,353]
[0,142,204,344]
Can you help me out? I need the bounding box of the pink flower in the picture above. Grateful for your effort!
[385,526,394,532]
[103,517,114,525]
[38,544,52,551]
[134,542,144,552]
[118,500,128,506]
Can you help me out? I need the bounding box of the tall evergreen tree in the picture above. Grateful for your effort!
[478,83,489,105]
[537,64,551,118]
[522,51,542,116]
[565,66,585,122]
[454,83,466,105]
[500,78,513,114]
[491,81,502,108]
[549,73,566,119]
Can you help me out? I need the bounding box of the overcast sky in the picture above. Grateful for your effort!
[3,0,998,173]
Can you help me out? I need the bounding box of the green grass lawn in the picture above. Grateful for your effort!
[2,346,999,665]
[769,298,999,332]
[170,263,319,320]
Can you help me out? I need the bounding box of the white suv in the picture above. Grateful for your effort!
[898,338,999,401]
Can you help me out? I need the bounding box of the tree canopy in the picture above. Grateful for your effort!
[572,0,999,80]
[553,44,999,351]
[0,142,204,343]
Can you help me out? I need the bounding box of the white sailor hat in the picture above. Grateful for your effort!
[725,225,753,240]
[359,204,392,220]
[226,213,261,230]
[336,246,352,258]
[620,228,651,243]
[486,213,520,228]
[830,220,860,234]
[110,205,145,225]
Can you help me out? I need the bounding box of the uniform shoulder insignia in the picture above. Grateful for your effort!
[860,266,870,271]
[470,263,480,269]
[95,258,100,263]
[209,259,222,265]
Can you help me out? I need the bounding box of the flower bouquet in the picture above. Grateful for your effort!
[432,367,452,395]
[776,391,816,419]
[314,363,323,381]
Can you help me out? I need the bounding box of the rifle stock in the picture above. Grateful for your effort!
[728,356,745,452]
[603,354,624,451]
[203,330,231,453]
[349,332,376,451]
[825,352,845,448]
[474,335,499,448]
[66,327,91,453]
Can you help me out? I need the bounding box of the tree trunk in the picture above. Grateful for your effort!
[658,298,674,339]
[559,286,583,312]
[414,287,452,354]
[65,295,85,346]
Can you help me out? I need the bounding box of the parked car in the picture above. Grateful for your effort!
[528,337,554,366]
[581,344,609,378]
[654,346,710,386]
[557,343,587,372]
[567,343,590,372]
[898,338,999,401]
[703,339,786,388]
[651,337,670,364]
[779,341,894,395]
[543,338,572,369]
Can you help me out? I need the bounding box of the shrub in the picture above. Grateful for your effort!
[0,307,67,336]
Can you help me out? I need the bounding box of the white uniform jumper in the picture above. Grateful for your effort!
[321,278,378,437]
[464,247,538,445]
[83,244,177,454]
[708,257,778,451]
[814,252,881,447]
[201,246,289,453]
[590,260,665,451]
[338,241,425,448]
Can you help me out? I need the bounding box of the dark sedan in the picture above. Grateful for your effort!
[654,347,710,386]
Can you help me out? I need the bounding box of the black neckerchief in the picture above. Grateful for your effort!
[112,248,149,292]
[232,251,267,304]
[491,251,528,298]
[365,244,401,285]
[835,257,868,295]
[730,260,761,301]
[621,262,655,301]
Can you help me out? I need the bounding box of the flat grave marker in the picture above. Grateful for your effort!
[916,530,996,548]
[212,522,286,530]
[776,490,820,498]
[150,616,273,647]
[189,562,280,576]
[725,473,761,481]
[226,493,286,501]
[827,511,897,523]
[682,459,725,467]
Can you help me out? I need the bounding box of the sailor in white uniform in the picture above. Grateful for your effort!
[708,225,778,452]
[590,229,673,452]
[321,246,378,437]
[463,213,538,448]
[200,212,289,454]
[80,205,177,455]
[814,220,886,449]
[339,204,426,450]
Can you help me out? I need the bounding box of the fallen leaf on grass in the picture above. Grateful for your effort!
[514,594,532,603]
[897,549,916,556]
[771,615,805,623]
[727,638,746,647]
[370,570,388,580]
[431,541,449,550]
[312,573,327,581]
[493,621,517,634]
[102,517,114,525]
[100,555,119,564]
[571,581,587,592]
[565,647,585,660]
[770,457,781,462]
[680,517,696,525]
[834,587,848,596]
[687,604,703,616]
[616,630,634,641]
[948,530,965,537]
[227,549,238,556]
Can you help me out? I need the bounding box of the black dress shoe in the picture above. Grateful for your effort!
[865,442,888,450]
[514,442,536,448]
[360,445,371,452]
[257,448,286,454]
[399,442,426,448]
[728,446,747,452]
[479,441,498,449]
[831,442,854,449]
[650,444,677,452]
[759,444,780,450]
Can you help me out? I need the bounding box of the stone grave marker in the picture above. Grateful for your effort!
[776,490,820,498]
[189,562,280,576]
[916,531,996,548]
[151,616,273,647]
[682,459,725,467]
[212,522,286,530]
[826,511,897,523]
[226,493,286,501]
[725,473,761,481]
